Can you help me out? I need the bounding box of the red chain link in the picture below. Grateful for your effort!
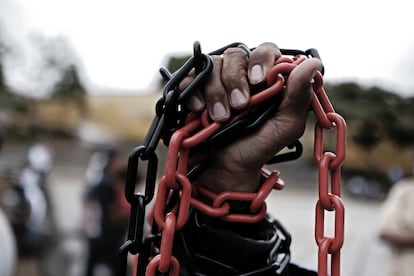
[144,55,346,276]
[312,72,346,276]
[191,169,284,223]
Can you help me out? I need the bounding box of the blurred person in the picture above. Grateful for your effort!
[378,175,414,276]
[2,140,53,258]
[27,139,54,193]
[15,159,48,255]
[0,132,17,276]
[0,207,17,276]
[26,138,55,225]
[1,138,56,276]
[83,148,130,276]
[28,141,52,175]
[84,148,116,189]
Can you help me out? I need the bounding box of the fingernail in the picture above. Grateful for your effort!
[189,95,204,111]
[310,70,319,82]
[250,64,264,84]
[309,69,319,84]
[230,88,247,107]
[212,102,228,121]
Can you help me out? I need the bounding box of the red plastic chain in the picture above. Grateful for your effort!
[312,72,346,276]
[144,55,346,276]
[191,169,284,223]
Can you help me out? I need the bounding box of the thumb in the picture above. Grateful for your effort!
[281,58,323,115]
[261,57,322,147]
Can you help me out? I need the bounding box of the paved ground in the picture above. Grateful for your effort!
[48,163,392,275]
[266,185,391,276]
[2,141,393,276]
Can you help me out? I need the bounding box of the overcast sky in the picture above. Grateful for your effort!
[1,0,414,97]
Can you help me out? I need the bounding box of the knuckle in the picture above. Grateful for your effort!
[221,70,246,85]
[211,55,222,63]
[223,47,248,57]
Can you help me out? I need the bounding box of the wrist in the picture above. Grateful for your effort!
[195,166,261,193]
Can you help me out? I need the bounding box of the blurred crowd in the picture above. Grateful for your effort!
[0,138,133,276]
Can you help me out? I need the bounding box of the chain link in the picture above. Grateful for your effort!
[312,72,346,276]
[118,42,346,276]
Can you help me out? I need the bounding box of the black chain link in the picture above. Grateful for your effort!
[118,41,323,276]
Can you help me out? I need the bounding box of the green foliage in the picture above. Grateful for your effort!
[158,54,191,87]
[325,82,414,147]
[168,55,191,74]
[51,64,87,111]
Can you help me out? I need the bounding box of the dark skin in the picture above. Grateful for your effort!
[181,42,322,193]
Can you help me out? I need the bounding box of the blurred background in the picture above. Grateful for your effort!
[0,1,413,276]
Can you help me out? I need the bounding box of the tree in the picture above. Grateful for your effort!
[0,36,29,112]
[0,29,87,139]
[51,64,87,113]
[2,32,87,101]
[325,82,414,147]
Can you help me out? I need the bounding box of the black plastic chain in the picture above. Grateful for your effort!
[117,41,323,276]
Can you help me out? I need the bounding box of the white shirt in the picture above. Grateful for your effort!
[379,178,414,276]
[0,209,17,276]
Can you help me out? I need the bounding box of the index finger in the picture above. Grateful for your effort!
[248,42,281,85]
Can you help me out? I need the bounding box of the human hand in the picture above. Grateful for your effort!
[181,42,322,193]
